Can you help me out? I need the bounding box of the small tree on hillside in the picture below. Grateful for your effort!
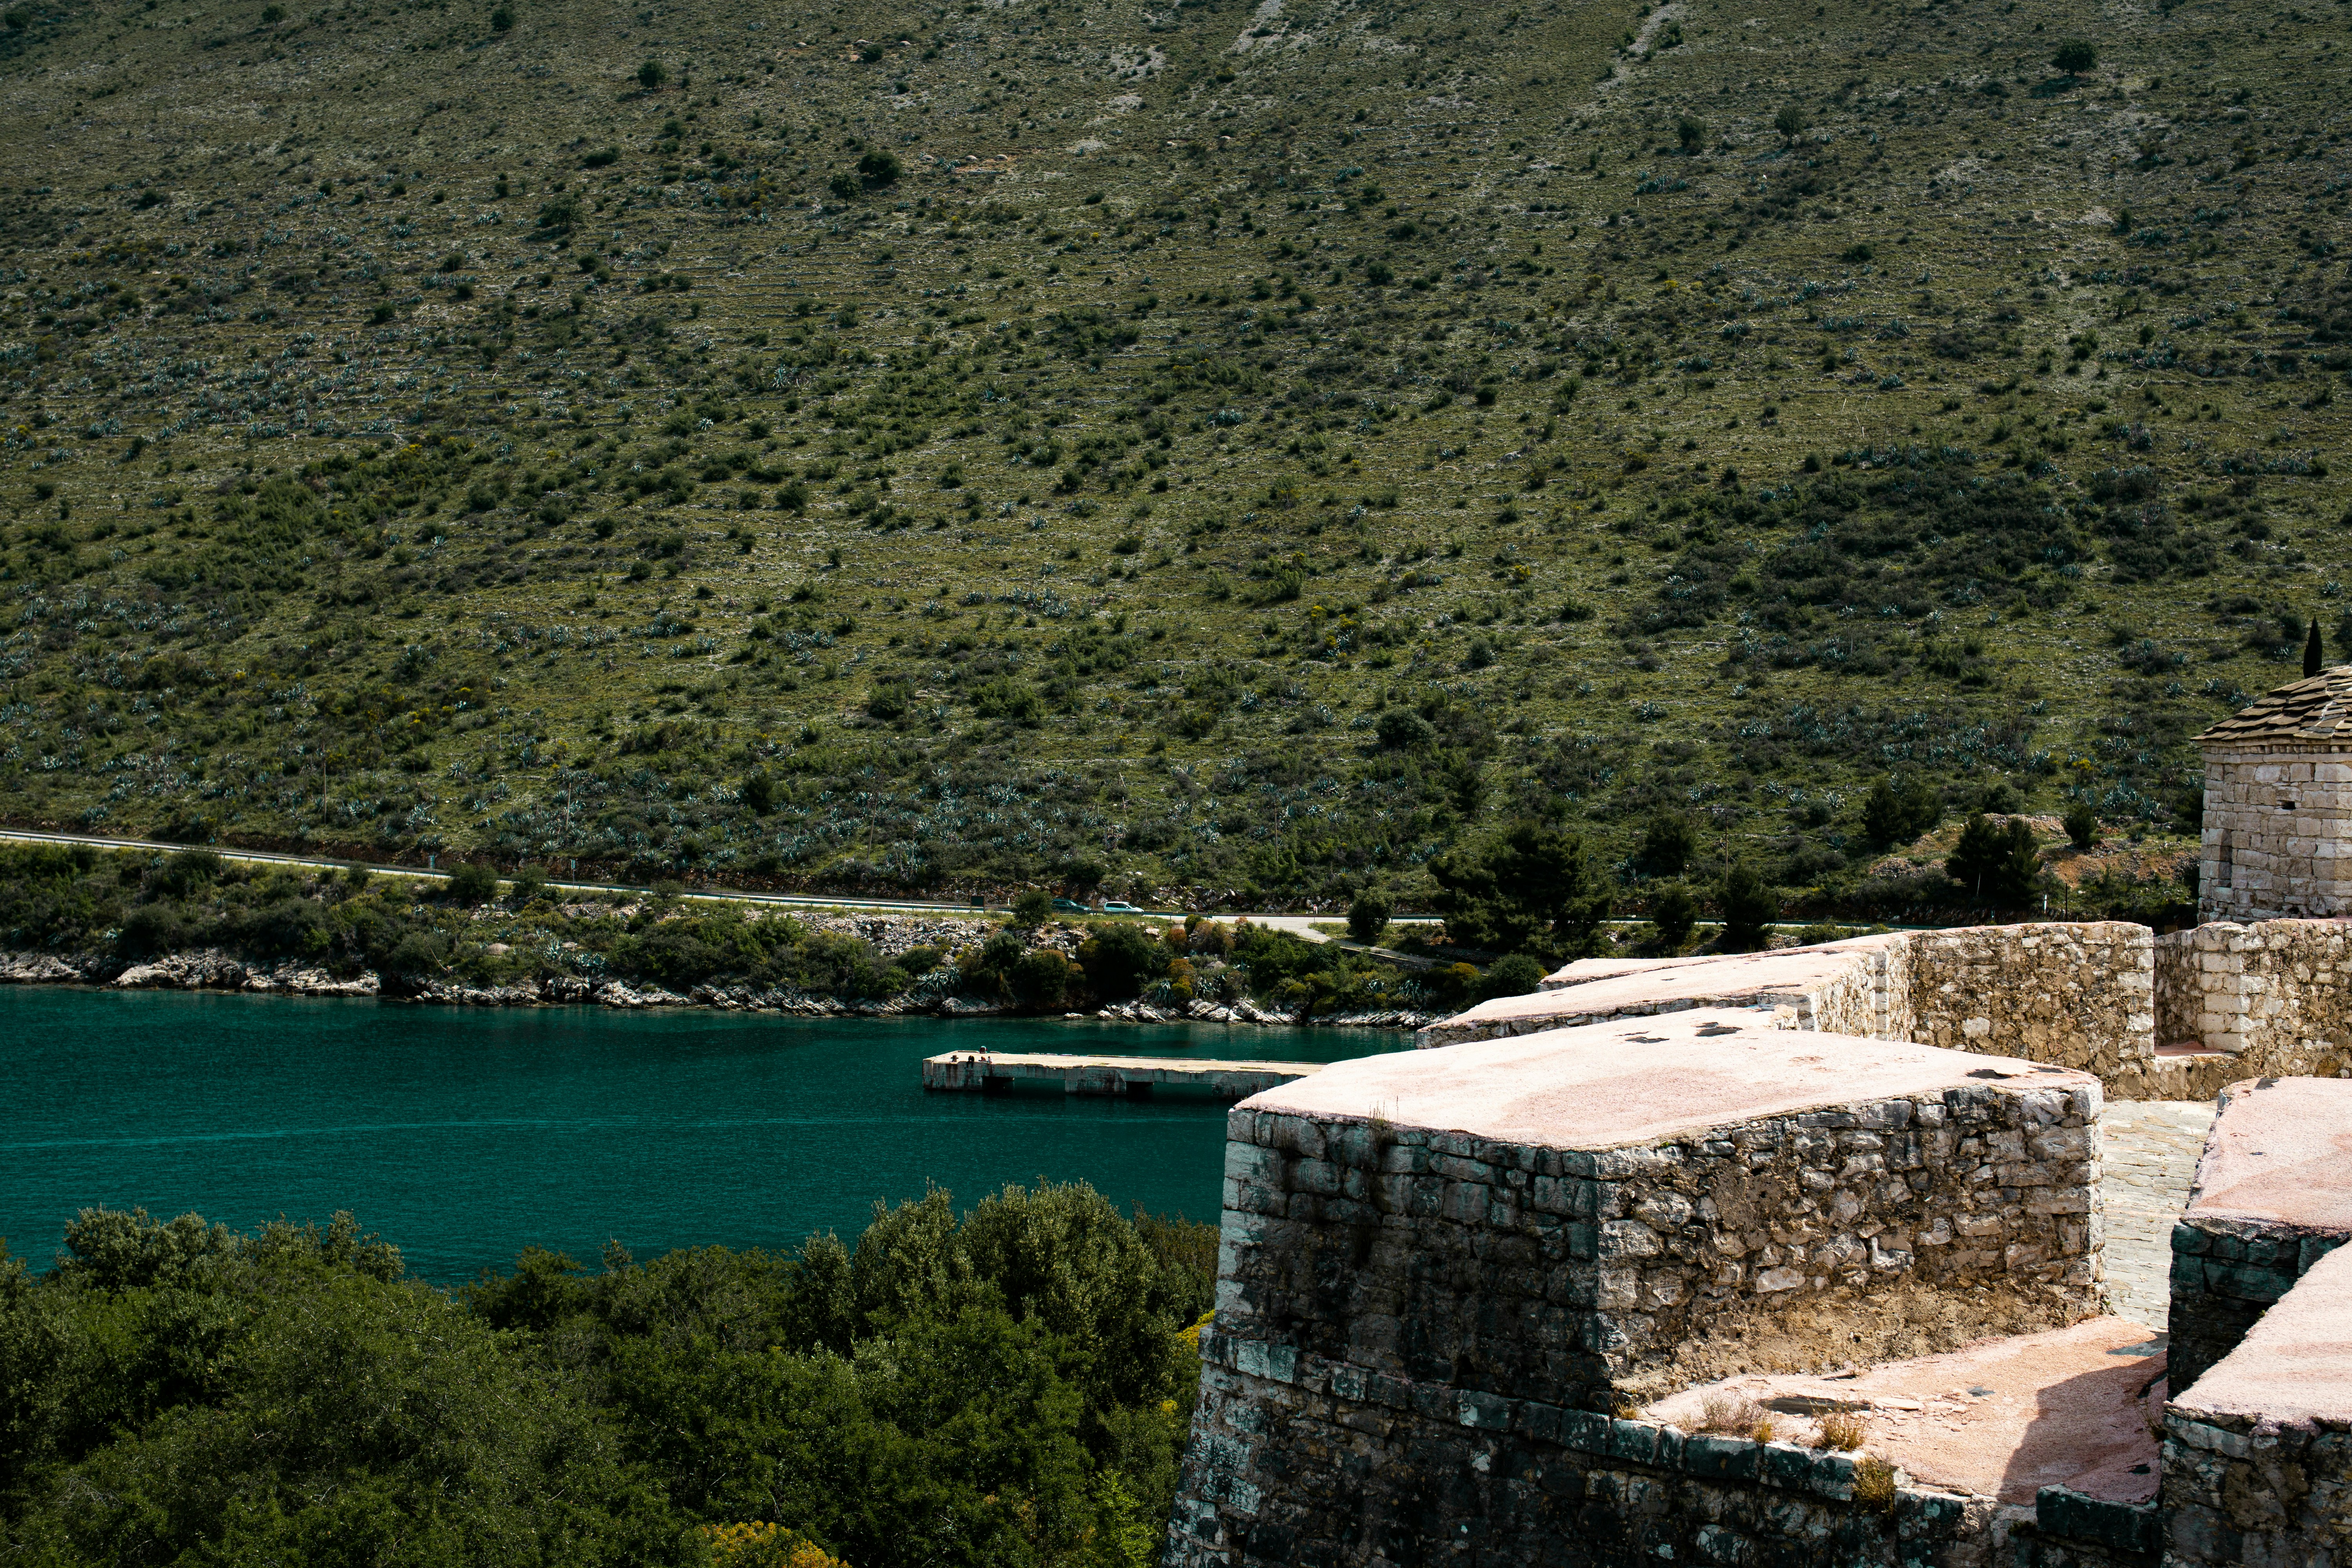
[1346,889,1392,946]
[1947,815,2040,906]
[1862,775,1942,851]
[1717,866,1777,952]
[637,57,668,90]
[1429,822,1612,961]
[1637,809,1697,877]
[2051,39,2096,76]
[1648,883,1697,951]
[2304,618,2323,677]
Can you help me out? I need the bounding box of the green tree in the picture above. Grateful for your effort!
[2051,38,2096,75]
[1345,888,1391,945]
[1375,709,1436,749]
[1676,115,1706,153]
[489,2,513,30]
[5,1209,683,1568]
[1428,822,1611,961]
[1648,883,1696,951]
[508,863,549,905]
[1717,864,1777,951]
[1861,775,1941,851]
[2062,804,2101,853]
[637,56,667,89]
[742,771,777,815]
[1946,814,2040,905]
[1773,103,1807,138]
[1010,889,1053,927]
[1076,922,1169,998]
[2305,617,2323,677]
[1009,946,1073,1008]
[856,150,904,186]
[1637,809,1697,877]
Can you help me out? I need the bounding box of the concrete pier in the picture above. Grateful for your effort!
[921,1052,1322,1099]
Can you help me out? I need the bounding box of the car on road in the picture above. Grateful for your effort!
[1098,900,1144,915]
[1051,897,1089,913]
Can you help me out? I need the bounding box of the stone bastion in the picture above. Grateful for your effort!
[1166,1000,2352,1567]
[1166,1011,2110,1568]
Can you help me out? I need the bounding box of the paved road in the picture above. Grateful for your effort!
[2098,1099,2217,1334]
[0,826,1421,931]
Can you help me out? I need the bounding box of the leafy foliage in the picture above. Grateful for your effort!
[1430,823,1612,961]
[1945,815,2042,906]
[2,1187,1215,1568]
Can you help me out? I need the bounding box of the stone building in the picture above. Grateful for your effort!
[2196,667,2352,921]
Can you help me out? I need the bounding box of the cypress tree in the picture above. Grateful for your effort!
[2305,618,2323,678]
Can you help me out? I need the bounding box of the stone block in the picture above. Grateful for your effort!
[1683,1434,1762,1482]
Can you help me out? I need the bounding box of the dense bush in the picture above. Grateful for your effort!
[0,1189,1212,1568]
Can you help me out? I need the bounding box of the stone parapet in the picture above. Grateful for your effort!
[1167,1340,2001,1568]
[2150,918,2352,1080]
[1212,1018,2102,1411]
[1903,923,2153,1081]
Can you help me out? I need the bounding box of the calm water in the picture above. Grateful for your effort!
[0,987,1401,1281]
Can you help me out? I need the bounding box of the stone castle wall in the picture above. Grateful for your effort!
[1423,924,2167,1094]
[2151,919,2352,1082]
[2198,744,2352,922]
[1170,1071,2103,1566]
[1902,924,2154,1082]
[1169,1344,2002,1568]
[2163,1243,2352,1568]
[1421,918,2352,1101]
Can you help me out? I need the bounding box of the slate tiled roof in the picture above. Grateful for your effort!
[2198,668,2352,747]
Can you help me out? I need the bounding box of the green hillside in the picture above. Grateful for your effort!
[0,0,2343,910]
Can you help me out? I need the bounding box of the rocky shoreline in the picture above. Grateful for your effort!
[0,949,1439,1033]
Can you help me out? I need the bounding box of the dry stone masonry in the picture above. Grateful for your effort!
[1172,1022,2352,1566]
[1168,1012,2105,1568]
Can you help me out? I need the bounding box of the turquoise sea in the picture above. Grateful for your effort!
[0,987,1400,1281]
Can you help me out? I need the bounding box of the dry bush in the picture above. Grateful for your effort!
[1852,1455,1899,1511]
[1818,1406,1868,1450]
[1697,1392,1769,1437]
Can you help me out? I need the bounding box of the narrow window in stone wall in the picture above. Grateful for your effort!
[2218,831,2234,889]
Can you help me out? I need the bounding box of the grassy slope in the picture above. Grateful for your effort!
[0,0,2343,909]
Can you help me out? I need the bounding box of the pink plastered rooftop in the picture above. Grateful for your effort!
[1645,1317,2167,1504]
[2176,1243,2352,1426]
[1537,934,1900,993]
[1241,1007,2093,1148]
[2187,1076,2352,1233]
[1439,937,1899,1034]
